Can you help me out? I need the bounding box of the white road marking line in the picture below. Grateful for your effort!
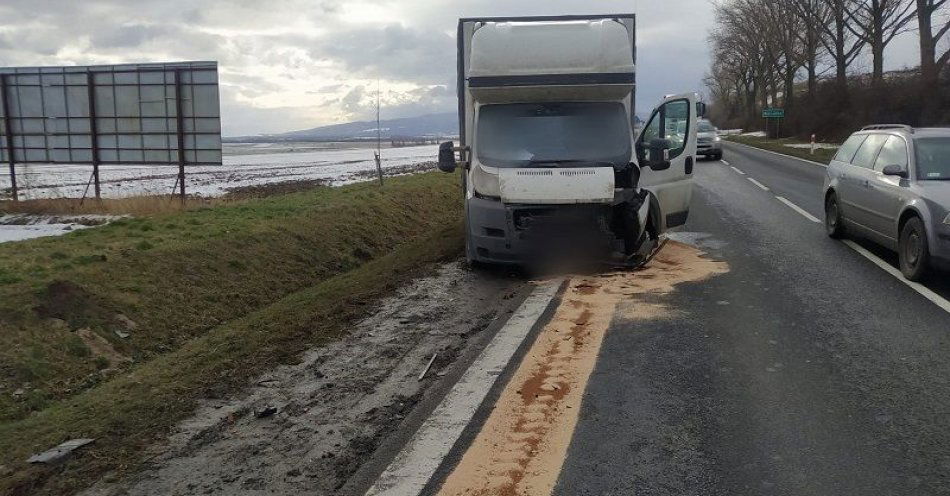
[842,240,950,315]
[365,280,564,496]
[725,141,828,168]
[721,159,731,166]
[775,196,821,223]
[730,166,745,175]
[747,177,770,191]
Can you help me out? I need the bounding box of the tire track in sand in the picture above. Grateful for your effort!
[436,241,729,496]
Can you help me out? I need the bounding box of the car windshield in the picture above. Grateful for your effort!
[914,137,950,180]
[698,121,716,132]
[476,102,631,168]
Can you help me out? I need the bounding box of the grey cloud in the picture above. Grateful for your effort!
[313,23,455,84]
[90,24,171,49]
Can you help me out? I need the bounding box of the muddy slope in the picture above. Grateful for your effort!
[81,261,523,496]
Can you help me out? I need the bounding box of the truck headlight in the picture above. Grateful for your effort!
[473,165,501,198]
[944,213,950,225]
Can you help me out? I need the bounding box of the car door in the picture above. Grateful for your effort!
[866,135,909,244]
[636,93,698,232]
[841,133,887,230]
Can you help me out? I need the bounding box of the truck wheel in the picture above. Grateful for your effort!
[899,217,930,281]
[825,193,845,239]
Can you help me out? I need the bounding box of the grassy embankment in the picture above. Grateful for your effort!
[0,172,464,495]
[726,134,839,164]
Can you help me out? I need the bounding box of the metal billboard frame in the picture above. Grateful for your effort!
[0,61,222,200]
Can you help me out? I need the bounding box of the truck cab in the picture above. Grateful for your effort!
[439,14,699,266]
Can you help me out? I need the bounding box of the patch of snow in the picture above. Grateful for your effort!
[0,214,120,244]
[740,131,767,137]
[0,223,91,243]
[0,143,439,201]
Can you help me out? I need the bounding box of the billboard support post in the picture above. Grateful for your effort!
[173,69,186,200]
[86,71,101,199]
[0,74,18,201]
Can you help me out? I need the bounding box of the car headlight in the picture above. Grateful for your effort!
[944,213,950,225]
[714,136,722,142]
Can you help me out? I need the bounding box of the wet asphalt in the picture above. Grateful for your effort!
[554,145,950,495]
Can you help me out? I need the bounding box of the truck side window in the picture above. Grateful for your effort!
[663,100,689,158]
[639,99,689,160]
[641,111,661,144]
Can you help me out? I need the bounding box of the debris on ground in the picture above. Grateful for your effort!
[77,328,132,366]
[27,439,95,464]
[113,314,137,332]
[255,406,278,419]
[418,353,438,381]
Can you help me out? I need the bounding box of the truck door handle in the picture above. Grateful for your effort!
[685,156,693,175]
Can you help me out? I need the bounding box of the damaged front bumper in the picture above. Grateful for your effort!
[466,192,647,266]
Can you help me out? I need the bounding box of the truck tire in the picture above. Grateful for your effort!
[620,193,647,256]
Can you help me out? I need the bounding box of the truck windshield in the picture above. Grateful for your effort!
[476,102,631,168]
[915,138,950,180]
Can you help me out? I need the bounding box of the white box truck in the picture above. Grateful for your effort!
[438,14,702,266]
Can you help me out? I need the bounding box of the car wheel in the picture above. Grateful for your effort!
[825,193,845,239]
[899,216,931,281]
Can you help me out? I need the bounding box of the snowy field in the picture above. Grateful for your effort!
[0,142,439,201]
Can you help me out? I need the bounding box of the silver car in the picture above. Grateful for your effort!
[697,120,722,160]
[824,125,950,281]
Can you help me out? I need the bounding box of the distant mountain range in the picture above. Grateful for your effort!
[226,112,459,142]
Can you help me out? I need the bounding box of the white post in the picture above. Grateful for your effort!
[810,134,816,155]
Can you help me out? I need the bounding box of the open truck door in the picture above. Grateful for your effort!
[636,93,701,234]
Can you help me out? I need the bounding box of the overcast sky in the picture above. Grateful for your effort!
[0,0,923,136]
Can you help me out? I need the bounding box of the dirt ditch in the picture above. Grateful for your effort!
[80,261,524,496]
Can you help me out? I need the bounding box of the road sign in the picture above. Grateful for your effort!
[762,108,785,118]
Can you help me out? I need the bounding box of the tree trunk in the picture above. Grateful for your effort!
[917,0,938,94]
[834,9,849,94]
[807,58,818,99]
[871,6,885,85]
[784,62,796,110]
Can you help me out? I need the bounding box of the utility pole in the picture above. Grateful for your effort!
[374,79,384,186]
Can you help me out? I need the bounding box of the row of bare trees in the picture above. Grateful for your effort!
[706,0,950,134]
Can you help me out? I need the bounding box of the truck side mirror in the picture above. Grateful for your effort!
[438,141,457,173]
[645,138,672,171]
[696,102,708,118]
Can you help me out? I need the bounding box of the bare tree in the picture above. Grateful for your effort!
[791,0,833,99]
[761,0,807,109]
[847,0,918,84]
[916,0,950,94]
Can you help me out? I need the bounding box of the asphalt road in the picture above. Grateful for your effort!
[553,143,950,495]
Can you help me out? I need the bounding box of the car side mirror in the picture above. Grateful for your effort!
[882,164,907,178]
[438,141,456,173]
[644,138,672,171]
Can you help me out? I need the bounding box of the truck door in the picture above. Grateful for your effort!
[636,93,699,232]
